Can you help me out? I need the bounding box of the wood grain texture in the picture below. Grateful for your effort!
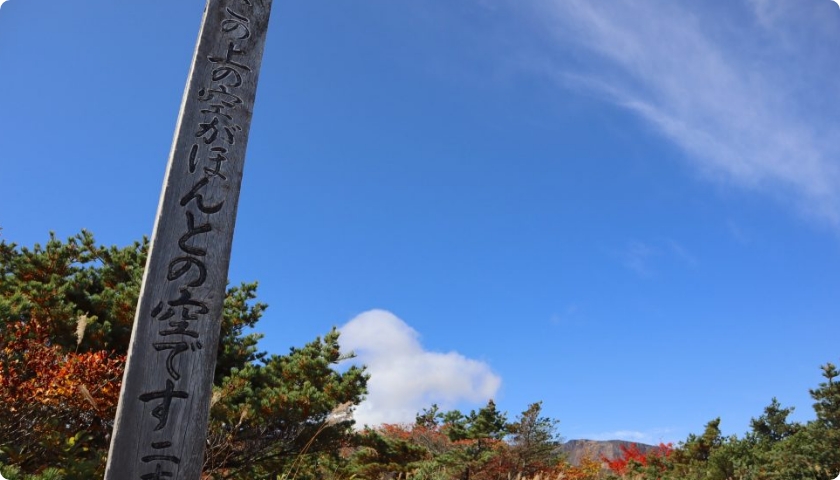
[104,0,272,478]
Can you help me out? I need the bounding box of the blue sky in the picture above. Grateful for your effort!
[2,0,839,445]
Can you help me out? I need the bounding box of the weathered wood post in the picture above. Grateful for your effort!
[105,0,272,478]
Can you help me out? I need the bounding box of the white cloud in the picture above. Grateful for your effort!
[746,0,787,29]
[620,240,656,277]
[665,239,698,268]
[727,219,752,245]
[532,0,840,227]
[550,303,582,326]
[613,238,698,277]
[339,309,502,427]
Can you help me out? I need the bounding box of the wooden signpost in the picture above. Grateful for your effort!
[105,1,272,478]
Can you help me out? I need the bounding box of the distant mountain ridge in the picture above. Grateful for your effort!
[559,439,657,466]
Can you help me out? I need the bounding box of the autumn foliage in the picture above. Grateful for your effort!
[0,231,368,479]
[0,325,124,424]
[0,232,136,473]
[602,443,673,476]
[3,231,840,480]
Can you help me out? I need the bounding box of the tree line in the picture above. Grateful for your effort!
[0,232,837,479]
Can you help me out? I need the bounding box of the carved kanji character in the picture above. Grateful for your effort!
[222,7,251,39]
[153,341,202,380]
[204,147,229,180]
[167,256,207,288]
[197,84,242,105]
[178,211,213,256]
[181,177,224,214]
[138,379,189,431]
[141,463,174,479]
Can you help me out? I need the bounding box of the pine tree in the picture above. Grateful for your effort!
[468,400,507,441]
[0,231,368,478]
[811,363,840,430]
[749,397,800,444]
[456,400,508,480]
[508,401,561,476]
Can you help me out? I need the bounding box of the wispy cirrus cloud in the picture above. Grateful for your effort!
[620,241,656,277]
[530,0,840,227]
[614,238,697,277]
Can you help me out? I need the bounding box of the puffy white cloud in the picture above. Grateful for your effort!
[339,309,502,427]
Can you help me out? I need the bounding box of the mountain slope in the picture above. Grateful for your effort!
[559,439,656,466]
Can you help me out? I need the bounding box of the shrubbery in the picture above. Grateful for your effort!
[1,232,838,480]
